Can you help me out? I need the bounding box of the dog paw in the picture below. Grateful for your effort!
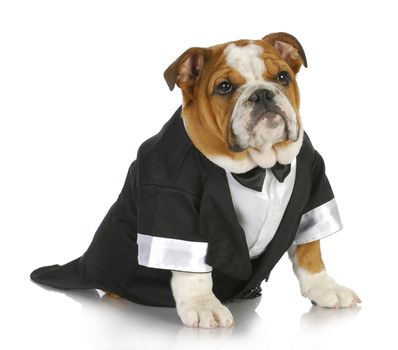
[300,271,361,308]
[176,298,234,328]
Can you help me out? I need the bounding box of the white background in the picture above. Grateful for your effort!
[1,0,397,349]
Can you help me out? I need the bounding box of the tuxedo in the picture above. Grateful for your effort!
[31,107,342,307]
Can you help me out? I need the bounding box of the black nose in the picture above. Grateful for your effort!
[248,89,274,103]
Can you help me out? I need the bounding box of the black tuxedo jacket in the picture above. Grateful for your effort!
[31,107,335,307]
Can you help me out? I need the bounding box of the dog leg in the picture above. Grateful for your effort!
[171,271,234,328]
[288,240,361,308]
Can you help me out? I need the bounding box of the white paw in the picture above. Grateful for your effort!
[300,270,361,308]
[176,297,234,328]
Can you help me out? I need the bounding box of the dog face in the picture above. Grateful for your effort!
[164,32,307,172]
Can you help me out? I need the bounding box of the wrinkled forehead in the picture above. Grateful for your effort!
[207,40,286,83]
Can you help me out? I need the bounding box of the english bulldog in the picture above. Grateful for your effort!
[31,32,360,329]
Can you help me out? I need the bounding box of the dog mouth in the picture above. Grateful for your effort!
[251,102,291,127]
[228,105,297,153]
[251,110,285,130]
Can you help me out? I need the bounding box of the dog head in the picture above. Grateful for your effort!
[164,32,307,172]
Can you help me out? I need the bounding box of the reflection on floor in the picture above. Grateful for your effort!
[31,282,362,350]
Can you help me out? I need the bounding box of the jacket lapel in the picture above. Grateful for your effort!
[199,134,314,284]
[233,151,312,296]
[200,163,252,280]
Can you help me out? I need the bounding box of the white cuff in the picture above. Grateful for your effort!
[137,233,212,272]
[294,198,343,245]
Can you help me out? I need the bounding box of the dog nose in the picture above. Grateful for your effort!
[248,89,274,103]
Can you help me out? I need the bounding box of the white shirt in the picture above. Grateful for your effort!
[226,159,297,258]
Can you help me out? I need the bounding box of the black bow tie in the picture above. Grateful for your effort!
[231,162,291,191]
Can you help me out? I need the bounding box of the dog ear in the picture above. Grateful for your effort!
[164,47,209,91]
[262,32,307,73]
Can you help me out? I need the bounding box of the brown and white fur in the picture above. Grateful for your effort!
[110,33,360,327]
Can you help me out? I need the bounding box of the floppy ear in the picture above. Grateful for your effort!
[163,47,209,91]
[262,32,307,73]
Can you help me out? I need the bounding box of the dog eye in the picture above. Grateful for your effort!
[216,81,233,95]
[277,71,290,86]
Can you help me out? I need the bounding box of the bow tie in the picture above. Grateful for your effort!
[231,162,291,192]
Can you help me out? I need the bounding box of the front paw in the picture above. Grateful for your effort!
[176,297,234,328]
[301,271,361,308]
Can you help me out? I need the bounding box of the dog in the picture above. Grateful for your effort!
[31,32,360,328]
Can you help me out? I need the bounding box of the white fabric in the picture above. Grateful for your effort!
[137,233,212,272]
[226,159,297,258]
[294,198,343,244]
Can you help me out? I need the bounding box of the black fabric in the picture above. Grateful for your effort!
[231,162,291,192]
[232,166,266,191]
[271,162,292,183]
[302,150,334,214]
[30,107,336,307]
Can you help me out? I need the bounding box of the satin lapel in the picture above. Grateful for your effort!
[200,164,252,280]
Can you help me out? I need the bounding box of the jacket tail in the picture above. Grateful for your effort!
[31,160,140,295]
[30,257,96,290]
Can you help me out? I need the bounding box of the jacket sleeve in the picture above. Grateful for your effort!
[136,184,212,273]
[294,147,343,245]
